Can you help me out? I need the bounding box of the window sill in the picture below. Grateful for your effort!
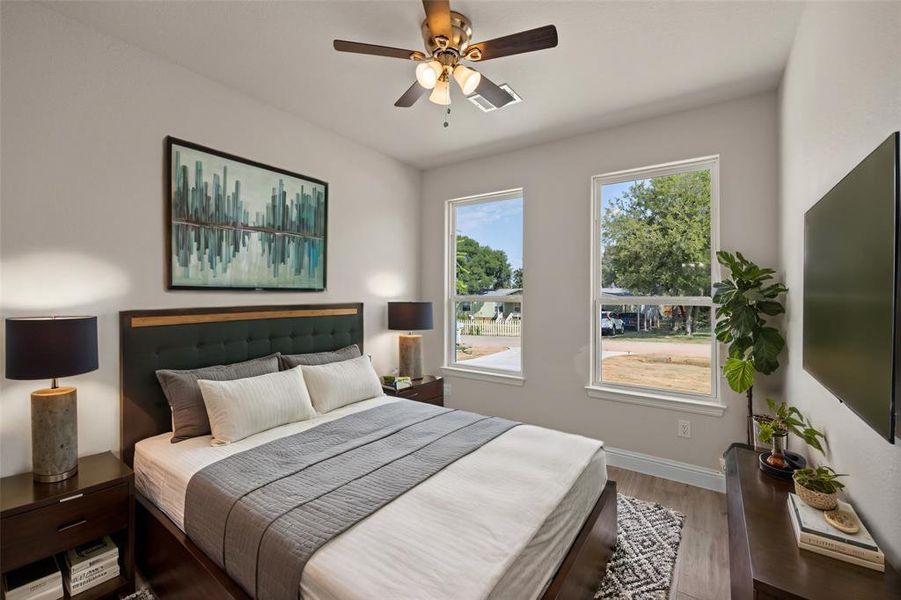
[441,366,525,386]
[585,385,726,417]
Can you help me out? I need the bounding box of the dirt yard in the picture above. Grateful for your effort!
[602,353,711,395]
[604,339,710,357]
[456,345,510,362]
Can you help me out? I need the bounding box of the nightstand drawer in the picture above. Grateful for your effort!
[396,379,442,403]
[1,482,129,571]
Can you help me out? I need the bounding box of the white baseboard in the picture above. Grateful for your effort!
[605,446,726,493]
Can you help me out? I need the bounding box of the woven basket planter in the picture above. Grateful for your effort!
[793,475,838,510]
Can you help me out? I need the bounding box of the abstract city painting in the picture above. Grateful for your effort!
[167,138,327,291]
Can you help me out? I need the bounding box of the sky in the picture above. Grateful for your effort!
[452,182,641,274]
[601,180,641,213]
[600,180,642,289]
[456,197,523,271]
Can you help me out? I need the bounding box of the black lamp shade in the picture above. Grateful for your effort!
[388,302,433,331]
[5,316,98,380]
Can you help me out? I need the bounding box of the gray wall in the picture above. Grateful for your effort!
[421,92,780,471]
[0,2,422,477]
[778,1,901,567]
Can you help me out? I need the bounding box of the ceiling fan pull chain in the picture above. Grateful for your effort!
[444,107,451,128]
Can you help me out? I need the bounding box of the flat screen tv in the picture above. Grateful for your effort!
[804,131,899,442]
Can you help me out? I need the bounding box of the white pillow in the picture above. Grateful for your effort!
[198,366,316,445]
[301,354,383,413]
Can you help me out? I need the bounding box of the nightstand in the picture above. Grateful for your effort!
[383,375,444,406]
[0,452,135,599]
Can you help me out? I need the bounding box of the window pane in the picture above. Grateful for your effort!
[600,171,711,296]
[454,197,523,295]
[454,301,521,372]
[600,304,712,396]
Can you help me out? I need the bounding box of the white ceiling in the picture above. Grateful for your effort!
[46,1,804,169]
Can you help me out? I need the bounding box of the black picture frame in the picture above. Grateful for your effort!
[165,136,328,292]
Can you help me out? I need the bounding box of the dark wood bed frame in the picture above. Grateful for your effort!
[120,304,617,599]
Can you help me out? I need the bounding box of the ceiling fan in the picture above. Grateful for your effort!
[333,0,557,110]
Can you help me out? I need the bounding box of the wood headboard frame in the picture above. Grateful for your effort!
[119,303,363,467]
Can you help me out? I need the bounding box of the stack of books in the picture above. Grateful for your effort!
[384,376,413,390]
[787,493,885,571]
[1,556,63,600]
[62,536,120,596]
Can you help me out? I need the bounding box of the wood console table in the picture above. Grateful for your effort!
[725,444,900,599]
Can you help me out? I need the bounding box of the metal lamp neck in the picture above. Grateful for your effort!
[51,378,59,389]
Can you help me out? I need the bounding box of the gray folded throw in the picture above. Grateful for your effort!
[185,401,518,600]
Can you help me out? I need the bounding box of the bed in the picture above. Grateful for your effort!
[120,304,616,599]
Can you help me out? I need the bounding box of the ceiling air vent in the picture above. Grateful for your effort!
[467,84,523,113]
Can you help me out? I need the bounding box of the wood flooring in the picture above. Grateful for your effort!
[607,466,730,600]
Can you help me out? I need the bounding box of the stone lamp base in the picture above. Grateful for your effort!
[398,334,423,379]
[31,386,78,483]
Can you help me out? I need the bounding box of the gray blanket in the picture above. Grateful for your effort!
[184,401,518,600]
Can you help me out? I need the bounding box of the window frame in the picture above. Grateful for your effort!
[444,188,525,383]
[588,156,724,413]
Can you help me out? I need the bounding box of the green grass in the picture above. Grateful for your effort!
[615,330,712,344]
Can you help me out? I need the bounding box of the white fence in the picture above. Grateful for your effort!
[457,319,522,337]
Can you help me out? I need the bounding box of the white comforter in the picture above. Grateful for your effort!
[134,397,606,600]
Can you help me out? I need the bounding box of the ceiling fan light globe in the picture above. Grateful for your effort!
[428,78,451,106]
[453,65,481,96]
[415,60,442,89]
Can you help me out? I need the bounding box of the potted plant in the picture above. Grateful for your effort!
[713,251,788,444]
[755,399,826,469]
[793,466,847,510]
[752,414,778,451]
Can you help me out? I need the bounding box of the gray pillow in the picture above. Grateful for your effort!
[156,354,280,443]
[278,344,361,370]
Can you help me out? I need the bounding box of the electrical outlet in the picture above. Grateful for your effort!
[678,419,691,438]
[443,383,452,397]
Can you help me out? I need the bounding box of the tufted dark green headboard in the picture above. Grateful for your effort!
[119,303,363,466]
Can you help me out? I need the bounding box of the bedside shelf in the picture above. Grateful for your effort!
[1,452,136,600]
[67,574,129,600]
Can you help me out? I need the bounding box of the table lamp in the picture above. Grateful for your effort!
[5,316,98,483]
[388,302,433,380]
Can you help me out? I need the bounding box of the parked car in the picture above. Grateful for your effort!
[601,311,624,336]
[620,313,638,331]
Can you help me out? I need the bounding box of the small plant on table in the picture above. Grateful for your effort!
[793,466,847,510]
[756,398,825,469]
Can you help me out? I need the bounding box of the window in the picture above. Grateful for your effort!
[590,157,720,408]
[446,189,523,380]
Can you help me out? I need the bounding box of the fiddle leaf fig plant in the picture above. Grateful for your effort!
[713,251,788,444]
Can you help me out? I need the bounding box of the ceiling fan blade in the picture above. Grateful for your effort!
[334,40,425,61]
[422,0,452,40]
[473,75,514,108]
[466,25,558,61]
[395,82,429,108]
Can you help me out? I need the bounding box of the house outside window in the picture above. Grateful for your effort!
[445,189,524,381]
[589,157,722,413]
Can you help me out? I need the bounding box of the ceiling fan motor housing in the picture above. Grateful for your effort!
[421,11,472,59]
